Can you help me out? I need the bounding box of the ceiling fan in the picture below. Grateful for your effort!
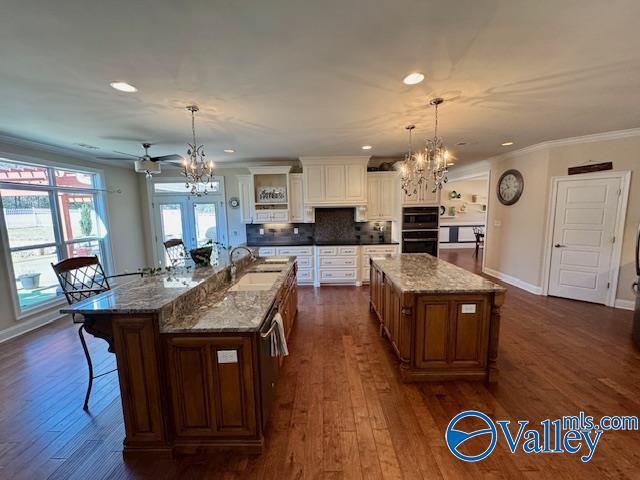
[97,143,184,177]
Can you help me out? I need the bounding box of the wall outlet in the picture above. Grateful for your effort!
[294,227,299,234]
[259,228,265,235]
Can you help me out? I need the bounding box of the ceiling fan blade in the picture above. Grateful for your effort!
[151,154,184,162]
[112,150,141,159]
[95,156,137,161]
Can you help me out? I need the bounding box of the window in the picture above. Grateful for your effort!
[0,159,110,314]
[154,181,220,194]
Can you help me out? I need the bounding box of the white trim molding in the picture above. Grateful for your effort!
[483,267,543,295]
[614,299,635,311]
[0,311,64,344]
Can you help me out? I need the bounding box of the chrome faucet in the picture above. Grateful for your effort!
[229,246,256,282]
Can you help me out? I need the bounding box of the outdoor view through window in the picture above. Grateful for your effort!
[0,159,109,313]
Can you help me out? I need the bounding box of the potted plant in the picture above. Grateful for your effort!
[18,272,41,289]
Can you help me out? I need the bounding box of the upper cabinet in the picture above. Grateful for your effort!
[300,157,369,206]
[239,167,293,224]
[367,172,396,221]
[238,174,254,224]
[289,174,304,223]
[401,178,441,206]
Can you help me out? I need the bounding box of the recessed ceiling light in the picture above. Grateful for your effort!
[361,145,372,150]
[110,81,138,93]
[223,148,235,153]
[403,72,425,85]
[456,142,467,146]
[501,141,514,146]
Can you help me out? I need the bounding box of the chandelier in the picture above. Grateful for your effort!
[399,97,451,196]
[183,105,215,196]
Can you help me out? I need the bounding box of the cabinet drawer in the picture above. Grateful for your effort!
[271,210,289,222]
[258,247,276,256]
[296,269,313,282]
[319,257,356,267]
[362,245,398,255]
[276,246,313,256]
[320,269,356,281]
[317,246,338,256]
[254,211,272,222]
[295,255,312,268]
[338,246,357,256]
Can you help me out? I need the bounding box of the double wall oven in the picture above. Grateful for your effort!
[401,206,439,256]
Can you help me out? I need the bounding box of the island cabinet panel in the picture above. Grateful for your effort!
[414,295,490,370]
[383,277,402,355]
[112,316,168,448]
[165,336,257,439]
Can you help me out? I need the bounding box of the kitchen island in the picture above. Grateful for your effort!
[370,254,505,382]
[61,253,298,457]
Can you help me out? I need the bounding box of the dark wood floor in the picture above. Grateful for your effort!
[1,249,639,479]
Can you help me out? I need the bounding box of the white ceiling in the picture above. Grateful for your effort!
[1,0,640,168]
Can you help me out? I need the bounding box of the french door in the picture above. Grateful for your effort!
[154,195,224,266]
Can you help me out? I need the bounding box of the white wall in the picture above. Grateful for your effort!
[0,139,149,341]
[483,131,639,304]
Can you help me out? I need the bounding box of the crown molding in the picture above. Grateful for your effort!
[0,133,132,169]
[482,127,640,164]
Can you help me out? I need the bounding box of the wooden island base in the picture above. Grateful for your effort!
[370,256,505,383]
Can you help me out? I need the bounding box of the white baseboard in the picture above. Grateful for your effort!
[0,312,64,344]
[483,267,543,295]
[614,299,635,311]
[439,244,477,250]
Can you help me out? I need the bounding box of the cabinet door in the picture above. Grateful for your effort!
[238,175,254,224]
[113,316,166,445]
[420,183,440,205]
[289,174,304,222]
[166,336,257,438]
[414,298,450,368]
[304,165,325,203]
[345,163,365,201]
[367,176,380,219]
[378,175,396,219]
[324,165,345,201]
[450,298,489,367]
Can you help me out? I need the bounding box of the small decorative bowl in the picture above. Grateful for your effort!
[189,246,213,266]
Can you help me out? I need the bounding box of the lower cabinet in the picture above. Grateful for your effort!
[165,336,257,438]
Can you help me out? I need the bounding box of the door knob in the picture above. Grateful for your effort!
[554,244,567,248]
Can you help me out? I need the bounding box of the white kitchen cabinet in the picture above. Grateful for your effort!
[360,244,398,284]
[238,175,254,224]
[257,245,314,285]
[289,174,304,222]
[367,172,396,221]
[300,157,369,205]
[401,177,441,206]
[254,209,289,223]
[315,244,359,286]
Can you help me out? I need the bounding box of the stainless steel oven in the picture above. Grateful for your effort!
[402,207,439,230]
[401,206,439,256]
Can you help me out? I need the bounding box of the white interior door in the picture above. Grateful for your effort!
[548,176,621,304]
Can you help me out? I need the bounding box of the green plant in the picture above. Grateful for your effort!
[79,203,93,237]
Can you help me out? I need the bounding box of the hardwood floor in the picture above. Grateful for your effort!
[1,248,639,479]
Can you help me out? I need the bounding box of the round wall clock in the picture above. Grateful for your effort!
[228,197,240,209]
[497,169,524,205]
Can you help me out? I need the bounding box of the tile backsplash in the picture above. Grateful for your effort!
[246,208,392,244]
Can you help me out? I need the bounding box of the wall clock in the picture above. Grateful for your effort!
[497,169,524,205]
[228,197,240,209]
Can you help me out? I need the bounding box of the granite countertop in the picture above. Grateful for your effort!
[371,254,505,294]
[61,252,295,333]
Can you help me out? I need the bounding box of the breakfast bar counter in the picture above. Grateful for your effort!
[61,253,298,457]
[370,254,506,382]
